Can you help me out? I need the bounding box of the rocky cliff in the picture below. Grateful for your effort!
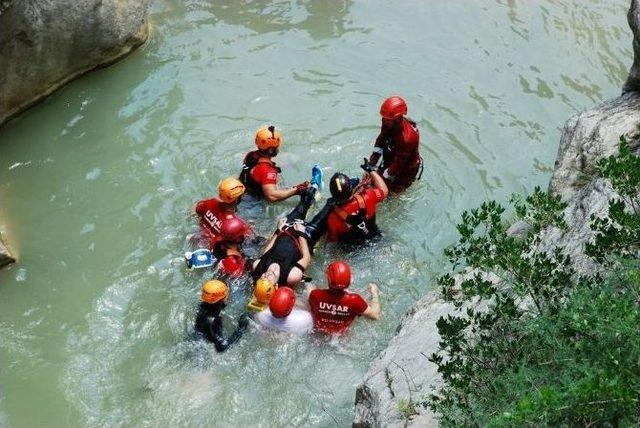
[353,1,640,426]
[0,234,15,268]
[0,0,151,127]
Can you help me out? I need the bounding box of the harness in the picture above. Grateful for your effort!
[333,195,379,241]
[239,152,281,197]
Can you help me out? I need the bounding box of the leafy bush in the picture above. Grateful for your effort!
[427,137,640,427]
[587,136,640,263]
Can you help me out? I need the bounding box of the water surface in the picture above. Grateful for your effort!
[0,0,631,426]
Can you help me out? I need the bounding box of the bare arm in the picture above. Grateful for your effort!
[262,184,298,202]
[368,171,389,199]
[361,283,381,320]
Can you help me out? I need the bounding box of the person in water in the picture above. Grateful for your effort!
[254,286,313,335]
[251,167,329,288]
[194,177,251,276]
[308,261,381,334]
[368,96,422,192]
[194,280,249,352]
[239,125,310,202]
[324,165,388,244]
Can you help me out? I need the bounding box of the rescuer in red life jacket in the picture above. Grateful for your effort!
[194,177,251,276]
[308,261,381,334]
[239,125,310,202]
[325,166,388,244]
[368,96,423,192]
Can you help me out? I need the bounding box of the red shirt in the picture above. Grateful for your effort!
[309,288,368,334]
[250,160,278,187]
[326,187,386,242]
[194,198,243,247]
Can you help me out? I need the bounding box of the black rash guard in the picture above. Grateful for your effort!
[252,232,302,285]
[194,302,248,352]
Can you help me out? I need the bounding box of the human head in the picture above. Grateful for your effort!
[253,278,276,304]
[219,177,245,204]
[380,96,407,125]
[219,255,244,277]
[201,279,229,304]
[255,125,282,156]
[326,261,351,290]
[221,218,246,243]
[329,172,353,202]
[269,287,296,318]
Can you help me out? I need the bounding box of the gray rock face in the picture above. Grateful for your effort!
[545,92,640,273]
[354,271,497,428]
[0,0,150,126]
[548,93,640,202]
[353,290,448,428]
[624,0,640,93]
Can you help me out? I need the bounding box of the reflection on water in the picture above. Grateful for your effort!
[204,0,357,40]
[0,0,632,426]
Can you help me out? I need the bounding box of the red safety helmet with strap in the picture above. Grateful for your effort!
[326,261,352,290]
[269,286,296,318]
[220,217,247,243]
[380,96,407,120]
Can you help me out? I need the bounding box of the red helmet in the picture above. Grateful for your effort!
[380,96,407,120]
[221,218,247,243]
[219,255,245,277]
[326,261,351,290]
[269,287,296,318]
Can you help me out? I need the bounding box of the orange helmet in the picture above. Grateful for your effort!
[253,278,276,304]
[255,125,282,151]
[218,177,245,203]
[380,96,407,120]
[201,280,228,304]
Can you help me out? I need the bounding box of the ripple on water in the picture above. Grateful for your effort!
[0,0,632,426]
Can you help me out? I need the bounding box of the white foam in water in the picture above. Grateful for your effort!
[85,168,101,180]
[15,268,27,282]
[80,223,95,234]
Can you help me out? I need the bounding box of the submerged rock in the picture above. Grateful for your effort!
[0,234,15,268]
[0,0,151,126]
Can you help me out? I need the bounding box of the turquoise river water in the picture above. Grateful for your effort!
[0,1,632,426]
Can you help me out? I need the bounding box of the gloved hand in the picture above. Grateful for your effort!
[294,181,310,195]
[360,157,375,172]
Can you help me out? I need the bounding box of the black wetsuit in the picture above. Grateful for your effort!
[194,302,249,352]
[251,188,333,284]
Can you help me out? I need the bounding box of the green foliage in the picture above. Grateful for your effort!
[428,136,640,427]
[586,136,640,262]
[483,268,640,427]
